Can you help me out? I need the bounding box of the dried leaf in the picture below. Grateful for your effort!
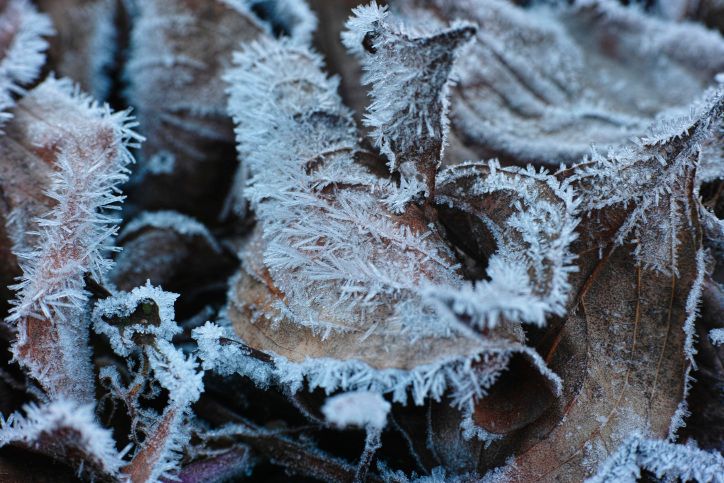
[586,433,724,483]
[35,0,119,100]
[124,0,314,220]
[220,29,577,437]
[343,4,476,199]
[111,211,235,308]
[0,400,126,481]
[3,77,139,402]
[397,0,724,166]
[476,88,722,482]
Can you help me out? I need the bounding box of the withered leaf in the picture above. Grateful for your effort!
[124,0,314,221]
[397,0,724,166]
[36,0,119,100]
[473,89,723,483]
[220,20,577,436]
[111,211,236,313]
[0,400,125,481]
[2,77,138,403]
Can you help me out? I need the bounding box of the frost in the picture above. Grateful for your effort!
[586,433,724,483]
[396,0,724,166]
[92,280,181,357]
[4,77,140,402]
[343,2,476,197]
[710,328,724,345]
[93,281,204,482]
[119,210,222,253]
[570,90,723,274]
[0,0,53,126]
[192,321,256,376]
[223,31,570,424]
[378,464,483,483]
[322,391,390,430]
[125,0,315,219]
[432,160,580,329]
[0,399,126,479]
[323,390,390,481]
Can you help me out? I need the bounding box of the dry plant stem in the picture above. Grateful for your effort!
[355,427,382,483]
[196,398,372,483]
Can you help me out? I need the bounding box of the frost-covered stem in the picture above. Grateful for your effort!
[355,426,382,483]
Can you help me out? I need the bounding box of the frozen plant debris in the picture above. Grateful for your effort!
[343,3,476,198]
[586,433,724,483]
[3,77,139,403]
[0,0,722,481]
[223,33,573,423]
[395,0,724,166]
[0,399,126,480]
[0,0,53,126]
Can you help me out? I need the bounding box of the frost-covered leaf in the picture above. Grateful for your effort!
[586,433,724,483]
[342,3,476,199]
[221,36,579,445]
[92,281,204,482]
[0,0,52,125]
[124,0,314,221]
[36,0,119,100]
[111,211,235,303]
[433,160,579,329]
[569,90,723,273]
[0,399,126,480]
[473,92,715,482]
[396,0,724,166]
[3,77,139,403]
[0,0,52,298]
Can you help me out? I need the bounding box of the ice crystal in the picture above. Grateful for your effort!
[0,399,126,479]
[0,0,53,126]
[223,35,572,419]
[396,0,724,166]
[93,281,204,482]
[710,328,724,345]
[586,433,724,483]
[570,90,723,274]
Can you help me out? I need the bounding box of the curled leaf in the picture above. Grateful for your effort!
[221,35,575,436]
[343,3,476,199]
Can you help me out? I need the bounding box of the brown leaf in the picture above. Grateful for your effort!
[470,92,721,482]
[397,0,724,166]
[35,0,119,100]
[222,35,576,433]
[0,400,124,481]
[1,77,137,402]
[111,211,236,313]
[124,0,312,221]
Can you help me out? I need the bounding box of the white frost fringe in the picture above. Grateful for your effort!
[194,322,561,408]
[586,433,724,483]
[0,399,126,477]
